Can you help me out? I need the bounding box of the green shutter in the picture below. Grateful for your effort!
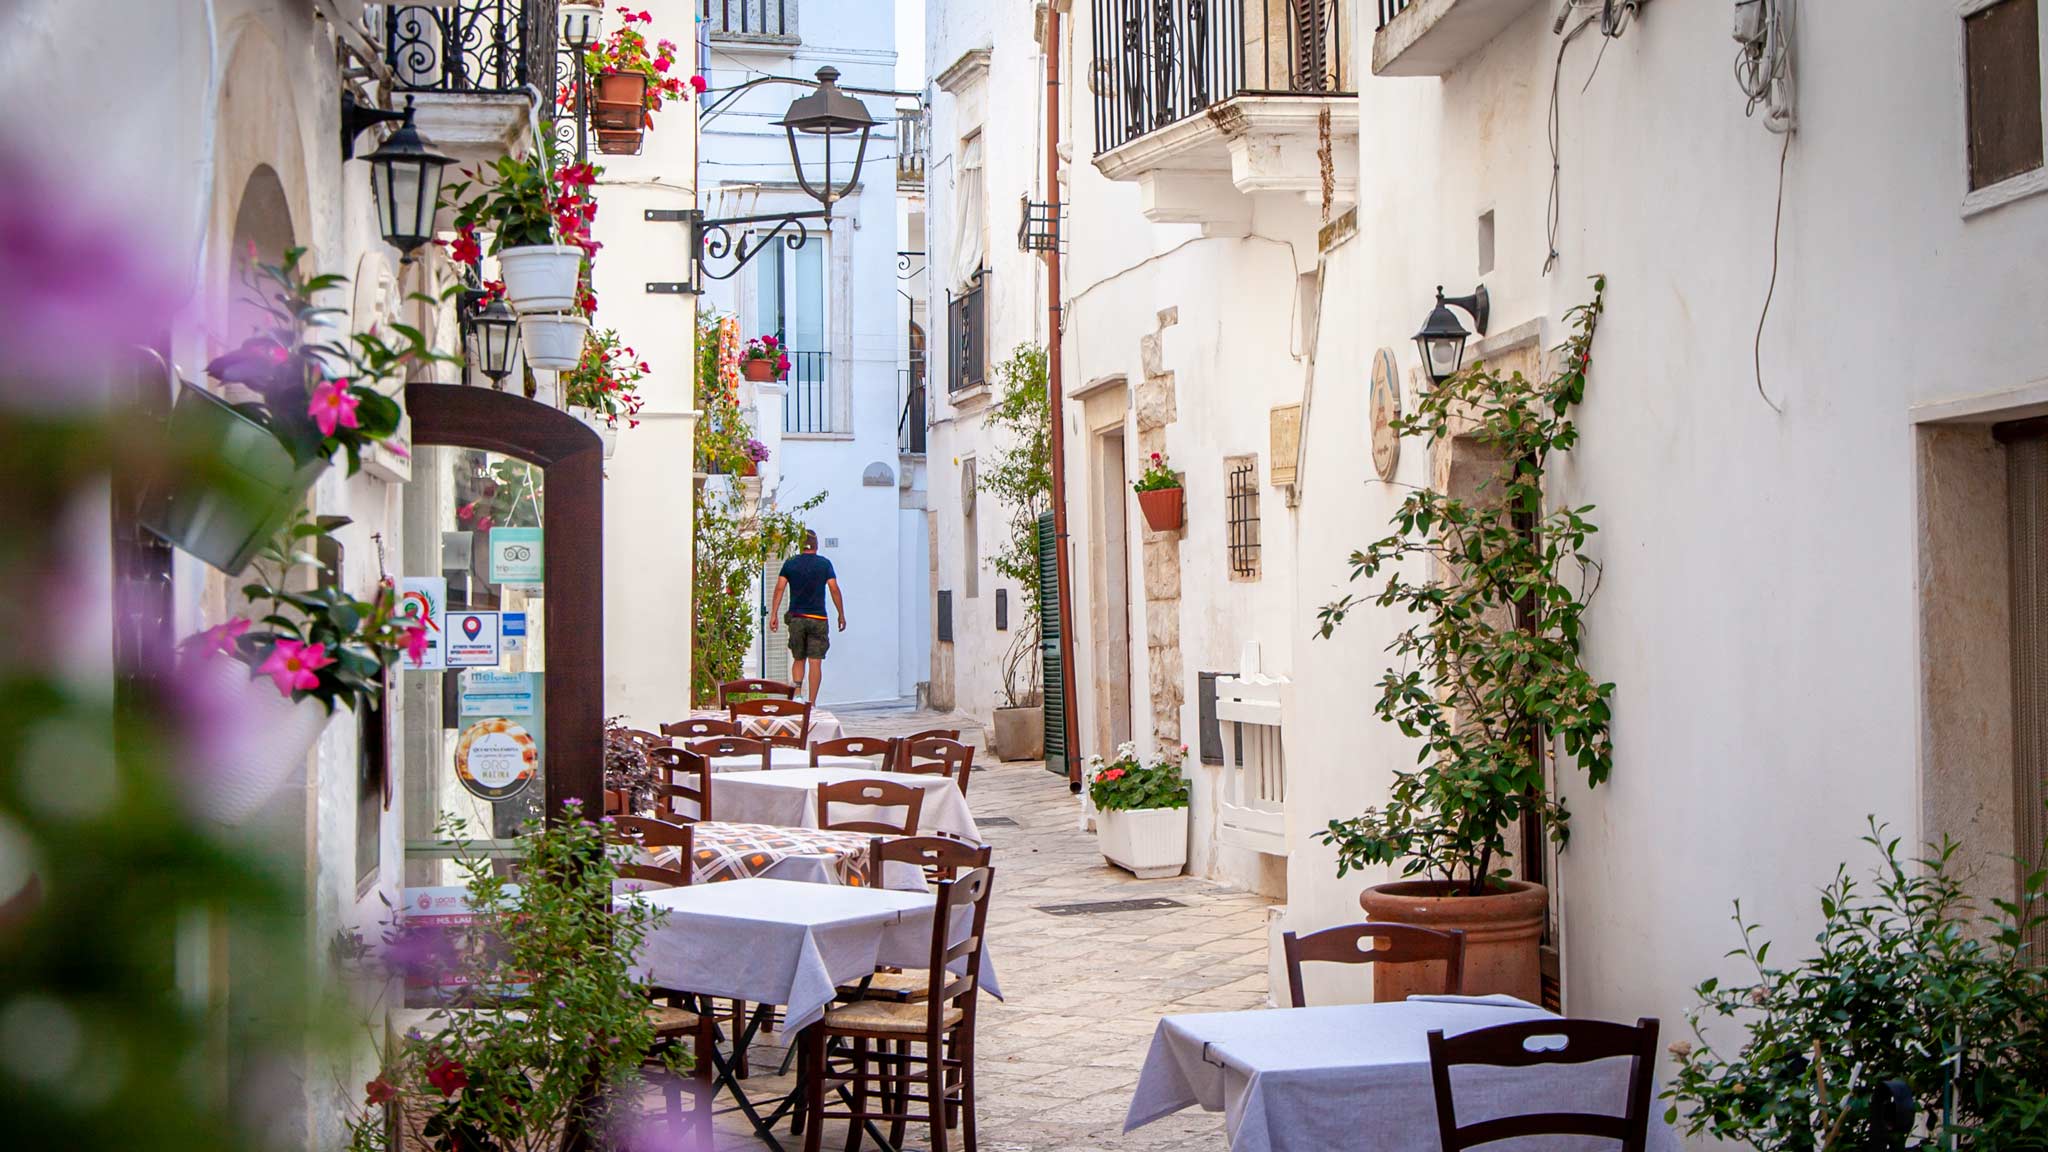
[1037,511,1067,778]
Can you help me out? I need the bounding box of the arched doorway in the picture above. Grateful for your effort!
[226,165,295,345]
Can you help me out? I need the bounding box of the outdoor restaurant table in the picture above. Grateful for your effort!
[628,820,929,892]
[1125,994,1682,1152]
[708,745,876,772]
[689,707,845,743]
[714,766,980,842]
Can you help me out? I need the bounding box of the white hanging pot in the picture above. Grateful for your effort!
[497,244,586,314]
[568,405,619,460]
[518,312,588,374]
[181,651,334,825]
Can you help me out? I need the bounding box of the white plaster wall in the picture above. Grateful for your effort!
[699,0,911,703]
[592,0,701,728]
[1276,0,2048,1061]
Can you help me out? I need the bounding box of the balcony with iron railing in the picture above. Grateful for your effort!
[947,276,987,396]
[781,351,838,434]
[898,366,927,456]
[383,1,543,162]
[701,0,799,44]
[1369,0,1548,76]
[1086,0,1357,224]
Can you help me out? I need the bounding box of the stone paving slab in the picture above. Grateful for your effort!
[681,706,1273,1151]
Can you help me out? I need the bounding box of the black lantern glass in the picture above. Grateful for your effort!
[777,66,877,213]
[469,297,519,383]
[1413,285,1490,384]
[366,99,452,258]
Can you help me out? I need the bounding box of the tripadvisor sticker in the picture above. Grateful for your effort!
[455,717,538,801]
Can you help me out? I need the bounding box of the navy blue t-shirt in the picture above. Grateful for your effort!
[779,553,836,618]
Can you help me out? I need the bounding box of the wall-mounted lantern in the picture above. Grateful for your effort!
[362,98,453,259]
[1413,285,1490,384]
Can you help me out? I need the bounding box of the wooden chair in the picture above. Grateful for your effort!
[811,735,900,769]
[1427,1016,1661,1152]
[717,677,797,706]
[650,746,712,823]
[800,866,996,1152]
[608,815,695,890]
[893,728,962,771]
[730,697,813,747]
[817,778,925,835]
[843,836,996,1002]
[1281,922,1467,1007]
[685,735,772,775]
[660,716,736,740]
[900,737,975,796]
[641,999,717,1152]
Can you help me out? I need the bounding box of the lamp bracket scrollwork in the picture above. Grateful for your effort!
[639,208,833,295]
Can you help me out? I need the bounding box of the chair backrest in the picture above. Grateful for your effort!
[871,834,991,885]
[924,865,996,1032]
[621,727,670,752]
[649,746,712,823]
[1281,922,1467,1007]
[1426,1016,1661,1152]
[899,736,974,794]
[717,677,797,706]
[660,716,736,740]
[609,815,695,890]
[816,777,926,835]
[893,728,962,770]
[811,735,899,769]
[685,735,772,774]
[730,697,812,747]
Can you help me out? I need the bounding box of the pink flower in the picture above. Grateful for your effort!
[257,639,333,698]
[309,378,361,437]
[690,75,708,94]
[654,57,670,72]
[402,625,429,665]
[191,617,251,656]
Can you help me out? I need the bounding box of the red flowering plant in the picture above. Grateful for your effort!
[1087,741,1191,811]
[582,8,695,124]
[1131,449,1180,493]
[740,333,790,375]
[344,808,683,1152]
[441,145,602,259]
[561,327,648,429]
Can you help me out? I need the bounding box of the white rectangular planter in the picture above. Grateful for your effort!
[1096,806,1189,879]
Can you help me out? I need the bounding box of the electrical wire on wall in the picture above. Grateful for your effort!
[1734,0,1795,414]
[1544,0,1648,275]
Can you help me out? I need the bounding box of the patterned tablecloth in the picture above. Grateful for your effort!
[687,707,844,743]
[636,821,924,892]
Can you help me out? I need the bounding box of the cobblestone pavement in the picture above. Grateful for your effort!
[700,703,1275,1152]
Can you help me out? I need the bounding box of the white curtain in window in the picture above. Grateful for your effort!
[953,133,985,289]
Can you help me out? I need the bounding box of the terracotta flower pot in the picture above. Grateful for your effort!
[740,458,759,476]
[1358,879,1547,1003]
[992,705,1045,761]
[741,358,781,383]
[596,128,644,155]
[592,73,649,130]
[1136,486,1184,533]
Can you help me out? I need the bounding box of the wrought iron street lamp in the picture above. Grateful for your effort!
[465,296,520,383]
[1414,285,1490,384]
[560,1,602,161]
[777,66,877,214]
[363,98,453,258]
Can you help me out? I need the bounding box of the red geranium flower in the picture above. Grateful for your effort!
[425,1056,469,1097]
[365,1077,398,1106]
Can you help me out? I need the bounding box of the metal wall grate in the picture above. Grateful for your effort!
[936,590,954,643]
[1036,897,1187,916]
[1227,457,1261,579]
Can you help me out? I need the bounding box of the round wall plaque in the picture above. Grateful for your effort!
[455,717,538,801]
[1369,346,1401,481]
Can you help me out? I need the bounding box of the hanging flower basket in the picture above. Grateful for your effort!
[181,651,333,825]
[518,312,589,374]
[1136,486,1184,533]
[497,243,585,314]
[596,128,644,156]
[141,382,330,575]
[568,405,619,460]
[592,72,649,130]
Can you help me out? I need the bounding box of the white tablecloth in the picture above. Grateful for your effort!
[633,877,1001,1032]
[715,767,979,841]
[709,746,880,773]
[1126,995,1681,1152]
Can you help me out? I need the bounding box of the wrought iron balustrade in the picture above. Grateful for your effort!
[701,0,797,40]
[1376,0,1410,29]
[947,277,987,393]
[386,1,531,94]
[782,351,836,434]
[1088,0,1352,156]
[898,371,928,455]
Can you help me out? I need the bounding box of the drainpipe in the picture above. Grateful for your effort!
[1045,1,1081,790]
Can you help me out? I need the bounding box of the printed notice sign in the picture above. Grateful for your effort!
[488,527,544,588]
[454,718,538,801]
[445,611,502,669]
[397,576,447,670]
[459,670,536,718]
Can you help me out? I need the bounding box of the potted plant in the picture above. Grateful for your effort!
[1315,280,1611,1004]
[739,334,788,382]
[346,806,684,1152]
[563,327,647,459]
[991,628,1045,762]
[143,249,433,574]
[603,715,659,814]
[1088,743,1190,879]
[1664,820,2048,1151]
[1132,450,1183,532]
[517,312,589,374]
[442,150,599,315]
[741,437,769,476]
[581,7,694,146]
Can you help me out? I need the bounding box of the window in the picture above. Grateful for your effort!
[1226,455,1261,581]
[701,0,796,41]
[756,234,833,432]
[1964,0,2045,196]
[1477,209,1496,276]
[954,132,987,289]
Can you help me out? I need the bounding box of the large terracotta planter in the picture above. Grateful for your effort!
[741,358,782,383]
[1358,879,1547,1003]
[592,72,649,130]
[992,705,1044,761]
[1096,806,1187,879]
[1136,486,1184,532]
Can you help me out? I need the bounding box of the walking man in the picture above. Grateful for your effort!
[769,531,845,703]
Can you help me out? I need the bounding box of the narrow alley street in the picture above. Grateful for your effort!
[707,705,1276,1152]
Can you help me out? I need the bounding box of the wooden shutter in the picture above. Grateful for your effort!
[2006,427,2048,958]
[762,555,792,682]
[1038,511,1067,778]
